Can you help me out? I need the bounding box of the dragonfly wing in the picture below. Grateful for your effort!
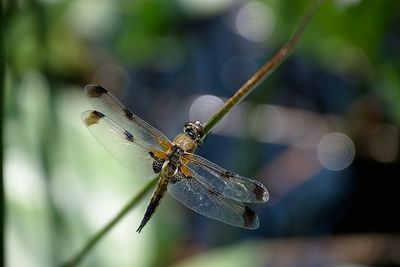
[82,110,166,180]
[167,171,259,229]
[84,84,172,152]
[182,153,269,203]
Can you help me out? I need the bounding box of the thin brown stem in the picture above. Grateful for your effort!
[202,0,324,139]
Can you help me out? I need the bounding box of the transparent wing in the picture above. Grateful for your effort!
[82,110,166,180]
[167,171,259,229]
[181,153,269,203]
[84,84,172,152]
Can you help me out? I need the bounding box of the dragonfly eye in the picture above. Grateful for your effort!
[184,128,196,141]
[183,121,204,142]
[183,126,190,133]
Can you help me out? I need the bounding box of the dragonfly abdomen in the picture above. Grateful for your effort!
[136,172,171,233]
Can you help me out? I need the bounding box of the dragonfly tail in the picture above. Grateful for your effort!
[137,176,168,233]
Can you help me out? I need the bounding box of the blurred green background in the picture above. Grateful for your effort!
[3,0,400,267]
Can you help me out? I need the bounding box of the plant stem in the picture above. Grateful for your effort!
[61,178,158,267]
[201,0,325,140]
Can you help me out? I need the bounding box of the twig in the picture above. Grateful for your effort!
[201,0,325,140]
[61,178,158,267]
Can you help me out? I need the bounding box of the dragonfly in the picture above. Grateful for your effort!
[82,84,269,233]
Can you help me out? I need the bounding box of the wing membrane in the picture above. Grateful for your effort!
[82,110,165,180]
[84,84,172,152]
[167,171,259,229]
[182,153,269,203]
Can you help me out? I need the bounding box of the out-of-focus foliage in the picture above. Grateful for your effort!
[4,0,400,267]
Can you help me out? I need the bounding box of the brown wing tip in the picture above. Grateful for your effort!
[84,84,108,97]
[243,206,259,229]
[253,181,269,202]
[83,110,105,126]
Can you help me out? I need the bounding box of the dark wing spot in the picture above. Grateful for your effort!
[86,85,107,97]
[222,171,235,179]
[253,181,268,202]
[124,130,134,142]
[242,206,257,228]
[84,111,104,126]
[123,107,134,120]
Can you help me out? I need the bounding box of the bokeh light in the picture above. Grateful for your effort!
[235,1,276,42]
[317,132,355,171]
[189,95,226,130]
[250,104,306,145]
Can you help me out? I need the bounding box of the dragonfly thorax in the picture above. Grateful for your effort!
[172,133,197,153]
[163,145,184,177]
[167,145,184,161]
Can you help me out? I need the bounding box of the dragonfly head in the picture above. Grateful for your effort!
[183,121,204,143]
